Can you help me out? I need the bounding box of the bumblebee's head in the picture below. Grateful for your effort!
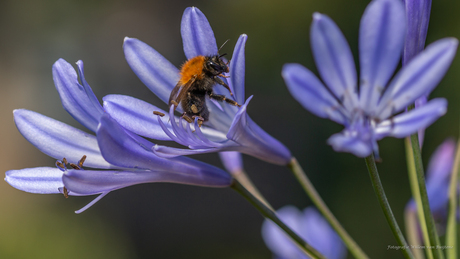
[204,54,229,75]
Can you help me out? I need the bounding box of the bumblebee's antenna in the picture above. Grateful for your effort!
[218,39,230,52]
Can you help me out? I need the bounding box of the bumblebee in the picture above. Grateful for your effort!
[168,53,241,125]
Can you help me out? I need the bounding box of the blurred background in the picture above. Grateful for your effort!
[0,0,459,258]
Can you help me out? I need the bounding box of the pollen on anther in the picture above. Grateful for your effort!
[154,111,165,117]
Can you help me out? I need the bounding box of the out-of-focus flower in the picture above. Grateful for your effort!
[5,59,232,213]
[406,139,456,231]
[108,7,291,165]
[283,0,457,158]
[403,0,433,146]
[262,206,346,259]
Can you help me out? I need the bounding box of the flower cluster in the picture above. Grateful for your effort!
[283,0,457,157]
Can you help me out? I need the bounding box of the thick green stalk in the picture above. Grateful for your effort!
[230,179,326,259]
[446,138,460,258]
[364,155,415,259]
[405,137,433,259]
[288,157,369,259]
[409,133,444,259]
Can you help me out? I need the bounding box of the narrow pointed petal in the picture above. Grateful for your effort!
[301,208,347,259]
[219,151,243,174]
[359,0,406,112]
[229,34,247,104]
[283,63,347,124]
[227,96,291,165]
[123,37,179,104]
[97,114,232,186]
[103,94,173,141]
[311,13,358,107]
[5,167,64,194]
[327,132,372,158]
[14,109,113,169]
[262,206,303,259]
[403,0,432,64]
[181,7,218,59]
[377,38,458,120]
[52,59,103,132]
[375,98,447,139]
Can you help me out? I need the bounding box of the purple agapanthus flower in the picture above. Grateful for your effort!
[262,206,346,259]
[406,139,456,233]
[5,59,232,213]
[106,7,291,165]
[283,0,457,157]
[403,0,432,146]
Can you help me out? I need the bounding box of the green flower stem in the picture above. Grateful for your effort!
[445,138,460,259]
[405,137,433,259]
[409,133,444,259]
[230,179,326,259]
[404,207,426,259]
[364,154,415,259]
[231,169,273,210]
[287,157,369,259]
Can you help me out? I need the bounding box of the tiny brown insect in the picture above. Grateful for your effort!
[167,45,241,124]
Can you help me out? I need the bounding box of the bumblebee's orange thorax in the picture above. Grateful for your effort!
[179,55,205,85]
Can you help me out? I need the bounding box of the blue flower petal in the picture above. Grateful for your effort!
[227,96,291,165]
[283,63,347,124]
[229,34,247,104]
[14,109,113,169]
[301,208,347,259]
[375,98,447,139]
[311,13,358,110]
[5,167,64,194]
[103,94,173,141]
[327,132,373,158]
[52,59,103,132]
[123,37,179,104]
[181,7,218,59]
[377,38,458,120]
[97,114,232,186]
[219,151,243,174]
[359,0,406,113]
[403,0,432,64]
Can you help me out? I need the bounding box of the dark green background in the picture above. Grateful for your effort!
[1,0,459,258]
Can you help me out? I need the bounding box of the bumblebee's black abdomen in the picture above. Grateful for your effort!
[181,90,209,121]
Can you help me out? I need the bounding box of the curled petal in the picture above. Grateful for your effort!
[97,114,232,186]
[14,109,113,169]
[311,13,358,110]
[375,98,447,139]
[403,0,432,64]
[377,38,458,120]
[327,131,373,158]
[103,94,172,141]
[283,63,347,124]
[123,37,179,104]
[359,0,406,112]
[229,34,247,104]
[227,96,291,165]
[181,7,218,59]
[153,144,223,158]
[52,59,103,132]
[5,167,64,194]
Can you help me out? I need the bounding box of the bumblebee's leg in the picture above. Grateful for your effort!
[214,77,233,96]
[209,92,241,107]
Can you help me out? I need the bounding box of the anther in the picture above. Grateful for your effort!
[171,100,179,107]
[153,111,165,117]
[69,163,80,170]
[78,155,87,168]
[63,187,69,198]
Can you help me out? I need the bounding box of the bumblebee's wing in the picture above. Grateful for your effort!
[168,76,196,109]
